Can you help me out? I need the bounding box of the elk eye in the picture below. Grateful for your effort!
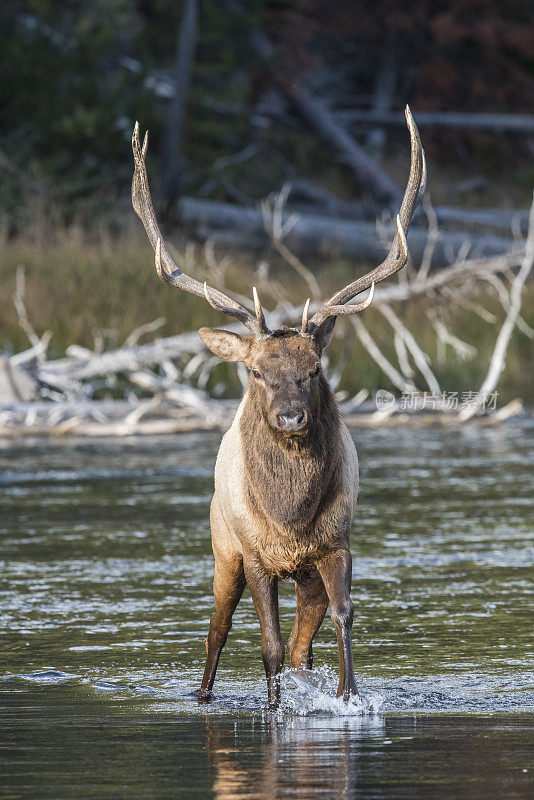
[252,369,262,380]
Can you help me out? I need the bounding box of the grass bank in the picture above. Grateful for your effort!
[0,224,532,403]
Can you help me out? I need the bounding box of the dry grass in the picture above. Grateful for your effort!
[1,223,533,402]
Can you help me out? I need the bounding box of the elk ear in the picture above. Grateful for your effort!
[198,328,252,362]
[312,317,336,354]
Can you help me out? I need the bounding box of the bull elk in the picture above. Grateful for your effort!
[131,108,425,709]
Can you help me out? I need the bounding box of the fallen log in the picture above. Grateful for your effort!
[0,357,39,403]
[0,397,522,439]
[39,329,207,383]
[179,196,518,265]
[3,189,528,428]
[264,188,528,233]
[337,109,534,135]
[281,82,402,206]
[433,206,530,234]
[250,30,401,206]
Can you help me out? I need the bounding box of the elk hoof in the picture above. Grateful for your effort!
[194,688,213,703]
[337,684,360,702]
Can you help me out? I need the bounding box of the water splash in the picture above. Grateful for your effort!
[3,666,533,714]
[280,666,383,716]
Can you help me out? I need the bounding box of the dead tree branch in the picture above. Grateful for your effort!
[2,183,532,431]
[460,197,534,420]
[351,317,417,394]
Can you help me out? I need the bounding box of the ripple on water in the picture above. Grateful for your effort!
[1,423,533,722]
[1,669,81,684]
[4,665,532,716]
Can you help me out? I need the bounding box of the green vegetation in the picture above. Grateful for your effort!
[1,1,533,223]
[1,3,532,404]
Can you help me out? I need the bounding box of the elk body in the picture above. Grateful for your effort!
[132,108,425,708]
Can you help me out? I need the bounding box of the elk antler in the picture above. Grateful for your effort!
[132,123,271,338]
[306,106,426,333]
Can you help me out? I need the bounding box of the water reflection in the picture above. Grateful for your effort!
[0,680,533,798]
[208,715,385,800]
[205,714,534,800]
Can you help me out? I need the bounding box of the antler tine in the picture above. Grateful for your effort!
[419,148,427,204]
[155,237,165,282]
[203,283,266,336]
[253,287,272,336]
[301,298,311,335]
[132,123,263,338]
[310,283,375,328]
[308,106,425,331]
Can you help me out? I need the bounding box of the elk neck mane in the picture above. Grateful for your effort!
[238,373,343,530]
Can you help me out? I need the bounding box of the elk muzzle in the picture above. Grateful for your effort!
[272,405,309,433]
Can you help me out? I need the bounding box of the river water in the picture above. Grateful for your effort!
[1,419,533,798]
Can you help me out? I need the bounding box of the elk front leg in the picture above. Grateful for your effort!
[197,551,245,702]
[244,559,284,710]
[287,570,329,670]
[317,549,358,701]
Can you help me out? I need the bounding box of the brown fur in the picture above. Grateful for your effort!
[196,326,359,708]
[240,364,340,531]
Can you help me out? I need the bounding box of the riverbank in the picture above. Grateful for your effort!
[1,226,533,403]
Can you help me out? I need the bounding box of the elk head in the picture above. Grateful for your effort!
[200,326,329,435]
[131,108,425,435]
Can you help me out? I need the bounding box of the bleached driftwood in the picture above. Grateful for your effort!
[0,394,525,439]
[0,399,235,437]
[23,239,522,396]
[1,191,531,434]
[260,191,534,424]
[6,244,528,408]
[460,199,534,420]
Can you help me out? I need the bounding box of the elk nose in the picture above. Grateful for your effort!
[276,409,307,431]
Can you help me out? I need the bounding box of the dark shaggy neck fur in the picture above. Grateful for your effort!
[239,375,342,532]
